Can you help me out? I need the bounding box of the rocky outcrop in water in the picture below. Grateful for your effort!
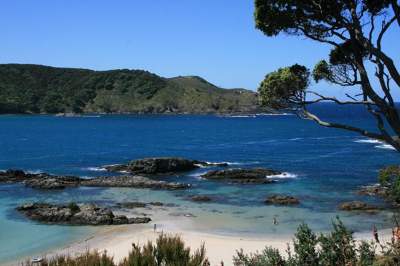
[81,175,189,190]
[105,157,228,175]
[264,195,300,205]
[0,170,82,189]
[115,201,175,209]
[0,170,189,190]
[201,168,279,184]
[190,195,213,202]
[16,203,151,225]
[338,201,380,213]
[357,184,389,197]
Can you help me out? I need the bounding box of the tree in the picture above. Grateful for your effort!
[254,0,400,151]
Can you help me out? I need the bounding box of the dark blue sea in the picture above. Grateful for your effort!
[0,104,399,263]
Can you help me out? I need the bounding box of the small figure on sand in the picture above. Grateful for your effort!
[373,225,379,243]
[154,223,157,233]
[393,226,400,242]
[273,216,278,225]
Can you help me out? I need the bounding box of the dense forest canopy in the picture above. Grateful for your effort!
[0,64,262,114]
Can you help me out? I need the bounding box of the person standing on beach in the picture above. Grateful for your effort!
[154,223,157,233]
[373,225,379,243]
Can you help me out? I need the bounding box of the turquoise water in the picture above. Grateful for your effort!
[0,104,399,263]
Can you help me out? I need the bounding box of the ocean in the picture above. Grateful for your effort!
[0,104,399,263]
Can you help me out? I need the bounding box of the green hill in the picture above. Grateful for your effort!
[0,64,264,114]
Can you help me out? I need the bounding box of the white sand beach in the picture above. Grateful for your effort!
[9,220,393,266]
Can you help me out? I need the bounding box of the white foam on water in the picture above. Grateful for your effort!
[220,161,262,166]
[354,138,396,151]
[256,113,294,116]
[354,139,382,144]
[375,144,396,150]
[84,167,107,172]
[227,115,256,118]
[267,172,298,179]
[26,169,44,174]
[188,171,208,180]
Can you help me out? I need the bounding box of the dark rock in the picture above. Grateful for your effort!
[201,168,279,184]
[127,157,199,174]
[265,195,300,205]
[81,175,190,190]
[0,169,190,190]
[16,202,151,225]
[116,202,147,209]
[112,215,130,225]
[0,170,82,189]
[128,217,152,224]
[148,202,164,206]
[357,184,389,197]
[104,157,228,175]
[190,195,212,202]
[103,164,129,173]
[339,201,380,213]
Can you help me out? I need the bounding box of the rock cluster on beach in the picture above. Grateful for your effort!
[264,195,300,205]
[105,157,228,175]
[338,201,380,213]
[189,195,213,202]
[115,201,173,209]
[0,169,189,190]
[201,168,279,184]
[357,184,389,197]
[16,203,151,225]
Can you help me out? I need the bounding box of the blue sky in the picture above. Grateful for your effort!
[1,1,399,99]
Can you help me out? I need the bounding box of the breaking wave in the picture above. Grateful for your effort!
[267,172,298,179]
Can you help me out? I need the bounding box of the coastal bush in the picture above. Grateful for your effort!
[68,202,80,214]
[233,218,398,266]
[119,234,208,266]
[23,250,115,266]
[378,166,400,202]
[22,235,208,266]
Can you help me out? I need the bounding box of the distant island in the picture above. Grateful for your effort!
[0,64,266,115]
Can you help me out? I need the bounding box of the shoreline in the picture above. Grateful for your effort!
[7,221,394,266]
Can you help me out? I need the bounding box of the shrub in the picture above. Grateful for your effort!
[23,250,115,266]
[233,247,285,266]
[67,202,80,214]
[119,234,208,266]
[378,166,400,202]
[318,218,357,265]
[234,219,400,266]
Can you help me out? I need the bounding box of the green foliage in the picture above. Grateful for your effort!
[312,60,332,83]
[233,247,285,266]
[318,218,357,266]
[378,166,400,202]
[0,64,260,114]
[22,235,208,266]
[358,241,375,266]
[258,64,309,109]
[23,250,114,266]
[254,1,391,38]
[119,234,208,266]
[234,218,398,266]
[293,223,319,266]
[67,202,80,214]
